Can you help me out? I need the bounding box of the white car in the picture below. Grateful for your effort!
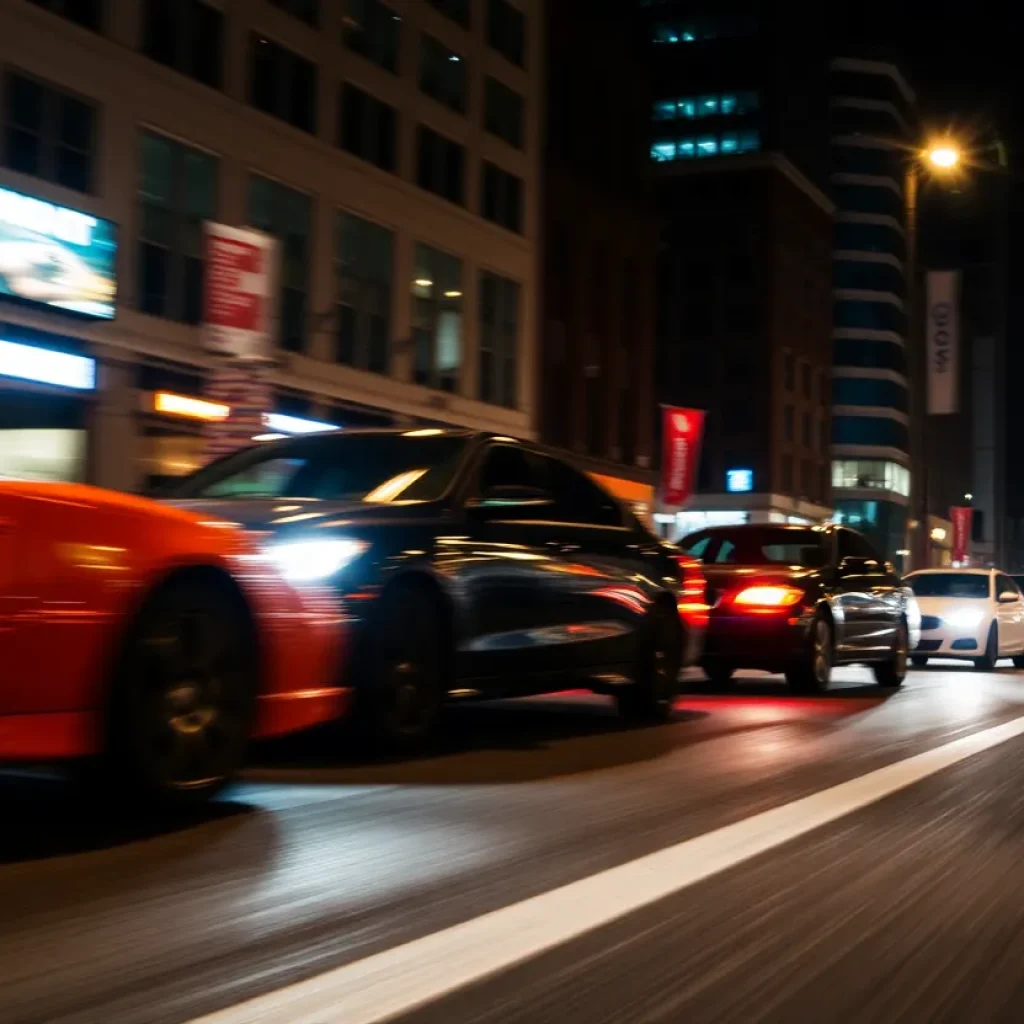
[905,568,1024,670]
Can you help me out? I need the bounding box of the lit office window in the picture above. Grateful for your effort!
[651,130,759,163]
[651,91,758,120]
[831,459,910,497]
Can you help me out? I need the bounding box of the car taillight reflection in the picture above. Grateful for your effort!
[675,555,710,629]
[732,584,805,612]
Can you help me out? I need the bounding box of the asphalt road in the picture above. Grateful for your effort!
[4,663,1024,1024]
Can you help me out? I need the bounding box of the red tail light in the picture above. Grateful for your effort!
[732,584,805,611]
[675,555,710,629]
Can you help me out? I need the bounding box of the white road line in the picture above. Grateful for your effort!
[190,714,1024,1024]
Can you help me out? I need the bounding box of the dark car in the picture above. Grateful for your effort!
[678,523,912,692]
[168,429,706,746]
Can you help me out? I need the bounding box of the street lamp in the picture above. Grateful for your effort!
[925,142,961,171]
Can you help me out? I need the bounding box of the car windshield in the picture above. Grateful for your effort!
[682,527,831,567]
[908,573,990,599]
[169,432,470,503]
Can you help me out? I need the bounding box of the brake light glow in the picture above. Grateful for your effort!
[675,555,710,628]
[733,585,804,610]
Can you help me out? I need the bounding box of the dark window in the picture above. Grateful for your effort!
[831,104,905,136]
[781,455,793,492]
[248,175,312,353]
[833,259,905,295]
[838,528,882,563]
[835,299,905,334]
[802,362,812,397]
[832,377,909,412]
[345,0,400,73]
[832,415,909,451]
[335,211,393,374]
[833,184,904,220]
[175,433,469,502]
[142,0,223,88]
[248,34,316,134]
[339,84,397,172]
[832,144,902,180]
[783,405,794,442]
[28,0,102,32]
[783,352,794,390]
[417,126,465,205]
[831,71,912,118]
[835,222,906,263]
[834,338,907,374]
[428,0,470,26]
[419,34,467,113]
[270,0,318,26]
[486,0,525,67]
[411,243,463,391]
[481,161,522,232]
[3,72,96,193]
[479,271,519,407]
[802,411,811,446]
[137,132,217,324]
[484,76,524,148]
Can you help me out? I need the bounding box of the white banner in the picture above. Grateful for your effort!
[203,222,279,362]
[926,270,960,415]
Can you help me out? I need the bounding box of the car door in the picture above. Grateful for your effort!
[0,508,14,690]
[833,528,896,654]
[454,442,583,685]
[994,574,1024,653]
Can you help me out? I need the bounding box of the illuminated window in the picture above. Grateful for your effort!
[412,243,463,393]
[720,132,739,154]
[651,92,758,121]
[831,459,910,497]
[699,96,718,116]
[654,100,677,121]
[696,136,717,157]
[738,130,760,152]
[651,140,675,162]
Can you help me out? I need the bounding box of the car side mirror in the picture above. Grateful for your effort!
[468,485,554,515]
[998,590,1019,604]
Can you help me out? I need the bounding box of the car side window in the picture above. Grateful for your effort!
[838,529,880,564]
[997,574,1019,599]
[477,444,542,493]
[683,535,712,559]
[542,456,624,528]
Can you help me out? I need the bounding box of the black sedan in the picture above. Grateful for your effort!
[168,429,707,747]
[678,523,912,692]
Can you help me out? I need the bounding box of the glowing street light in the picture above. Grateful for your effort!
[925,143,961,170]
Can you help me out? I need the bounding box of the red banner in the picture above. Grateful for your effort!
[950,506,973,563]
[661,406,705,507]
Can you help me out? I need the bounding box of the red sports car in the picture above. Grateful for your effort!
[0,480,349,808]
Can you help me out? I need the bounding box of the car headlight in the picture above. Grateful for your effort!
[266,538,368,582]
[945,606,985,629]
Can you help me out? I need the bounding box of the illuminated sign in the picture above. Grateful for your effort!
[726,468,754,493]
[0,338,95,390]
[264,412,338,434]
[153,391,230,421]
[0,184,118,319]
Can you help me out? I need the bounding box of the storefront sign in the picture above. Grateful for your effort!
[0,184,117,319]
[926,270,959,415]
[950,505,973,563]
[153,391,229,421]
[0,338,95,390]
[203,223,278,362]
[726,468,753,493]
[661,406,705,507]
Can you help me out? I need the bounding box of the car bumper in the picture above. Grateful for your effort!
[914,628,986,658]
[700,610,814,672]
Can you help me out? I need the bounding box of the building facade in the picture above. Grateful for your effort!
[645,2,835,540]
[539,0,657,515]
[827,57,916,561]
[0,0,539,492]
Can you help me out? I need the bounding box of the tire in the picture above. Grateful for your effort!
[359,583,446,752]
[703,664,735,689]
[911,655,929,668]
[874,618,908,689]
[103,577,257,812]
[785,612,833,694]
[974,623,998,672]
[617,604,682,723]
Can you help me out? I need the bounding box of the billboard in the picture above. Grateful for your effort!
[0,184,117,319]
[661,406,705,507]
[926,271,959,415]
[950,506,973,564]
[203,222,278,362]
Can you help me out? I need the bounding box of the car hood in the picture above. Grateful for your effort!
[165,497,439,534]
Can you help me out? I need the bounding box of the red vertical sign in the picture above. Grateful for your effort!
[950,506,973,564]
[661,406,705,507]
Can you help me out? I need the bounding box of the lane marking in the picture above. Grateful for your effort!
[190,713,1024,1024]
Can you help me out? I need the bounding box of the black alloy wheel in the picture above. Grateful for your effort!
[975,623,999,672]
[874,618,908,689]
[105,579,256,810]
[618,604,682,723]
[364,583,445,751]
[785,612,833,695]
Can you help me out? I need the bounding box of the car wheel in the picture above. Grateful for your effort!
[911,655,929,668]
[874,618,908,689]
[974,623,998,672]
[104,578,256,811]
[362,583,445,752]
[785,612,833,694]
[703,664,734,689]
[617,604,682,723]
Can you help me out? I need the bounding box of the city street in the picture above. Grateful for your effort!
[5,666,1024,1023]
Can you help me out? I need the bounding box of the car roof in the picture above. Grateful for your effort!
[906,567,994,576]
[685,523,834,533]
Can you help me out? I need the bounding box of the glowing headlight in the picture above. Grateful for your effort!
[945,606,985,629]
[267,538,368,581]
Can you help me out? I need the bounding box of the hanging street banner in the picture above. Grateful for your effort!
[203,222,278,362]
[950,505,973,564]
[926,270,960,415]
[661,406,705,507]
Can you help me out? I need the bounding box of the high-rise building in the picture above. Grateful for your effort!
[0,0,539,491]
[827,56,917,561]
